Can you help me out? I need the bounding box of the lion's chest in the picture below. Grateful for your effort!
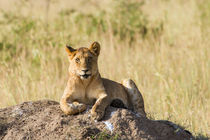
[73,89,96,105]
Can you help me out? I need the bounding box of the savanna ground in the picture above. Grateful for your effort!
[0,0,209,138]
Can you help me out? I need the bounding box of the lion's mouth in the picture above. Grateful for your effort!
[80,74,91,79]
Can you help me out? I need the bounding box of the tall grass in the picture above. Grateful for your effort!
[0,0,209,138]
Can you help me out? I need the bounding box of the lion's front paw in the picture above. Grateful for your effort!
[91,109,104,121]
[72,102,87,113]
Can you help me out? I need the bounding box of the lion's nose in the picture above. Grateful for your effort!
[82,69,89,73]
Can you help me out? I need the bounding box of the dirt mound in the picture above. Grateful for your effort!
[0,100,194,140]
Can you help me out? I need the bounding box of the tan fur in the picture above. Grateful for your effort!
[60,41,146,120]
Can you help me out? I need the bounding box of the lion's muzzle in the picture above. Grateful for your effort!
[79,69,91,79]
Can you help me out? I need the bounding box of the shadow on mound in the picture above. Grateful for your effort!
[0,100,197,140]
[110,99,128,109]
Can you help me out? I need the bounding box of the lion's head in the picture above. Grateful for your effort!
[65,41,100,80]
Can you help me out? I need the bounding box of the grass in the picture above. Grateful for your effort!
[90,131,118,140]
[0,0,209,138]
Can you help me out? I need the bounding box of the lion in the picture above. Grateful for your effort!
[60,41,146,120]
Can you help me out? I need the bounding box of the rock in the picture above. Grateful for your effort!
[0,100,194,140]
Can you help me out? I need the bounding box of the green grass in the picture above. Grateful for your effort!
[0,0,209,138]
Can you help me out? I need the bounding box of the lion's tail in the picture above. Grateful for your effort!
[122,79,146,117]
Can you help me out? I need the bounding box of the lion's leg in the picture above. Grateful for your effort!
[60,93,87,115]
[91,94,110,121]
[122,79,146,117]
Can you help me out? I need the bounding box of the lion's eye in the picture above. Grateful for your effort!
[87,57,92,63]
[75,58,80,63]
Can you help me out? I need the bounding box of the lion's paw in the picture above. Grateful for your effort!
[91,109,104,121]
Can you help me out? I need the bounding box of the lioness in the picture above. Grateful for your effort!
[60,41,146,120]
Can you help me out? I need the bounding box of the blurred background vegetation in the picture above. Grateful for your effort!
[0,0,209,138]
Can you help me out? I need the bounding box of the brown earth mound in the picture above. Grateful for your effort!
[0,100,194,140]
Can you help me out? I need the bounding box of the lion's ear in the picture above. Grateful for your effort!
[65,45,76,57]
[89,41,100,56]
